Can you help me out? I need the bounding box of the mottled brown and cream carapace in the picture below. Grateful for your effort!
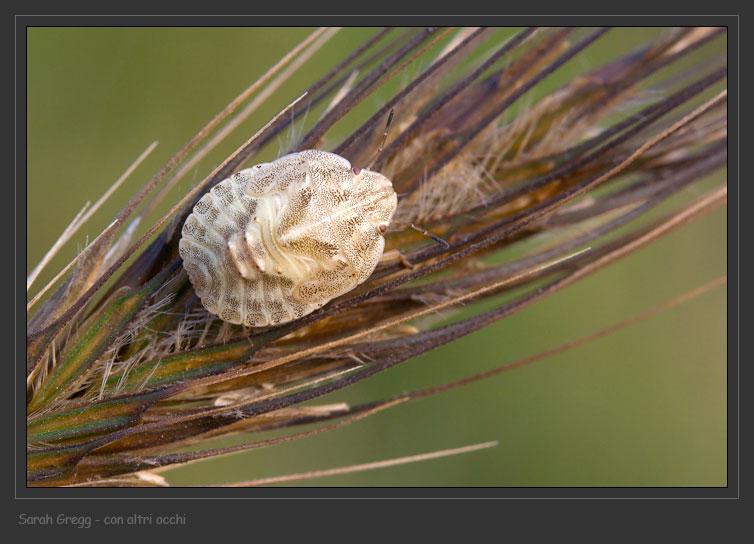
[179,149,398,326]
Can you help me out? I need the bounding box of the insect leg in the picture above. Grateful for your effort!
[379,249,416,270]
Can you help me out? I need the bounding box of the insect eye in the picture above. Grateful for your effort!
[378,224,387,234]
[352,167,362,176]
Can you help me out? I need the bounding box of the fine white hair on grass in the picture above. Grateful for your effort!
[390,78,654,228]
[393,155,491,225]
[136,358,163,393]
[214,320,233,344]
[102,217,141,270]
[276,102,312,158]
[91,291,175,399]
[322,69,359,117]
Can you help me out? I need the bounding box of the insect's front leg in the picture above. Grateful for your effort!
[379,249,416,269]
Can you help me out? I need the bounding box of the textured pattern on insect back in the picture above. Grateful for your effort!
[179,149,397,327]
[180,171,306,326]
[306,155,382,284]
[276,185,341,265]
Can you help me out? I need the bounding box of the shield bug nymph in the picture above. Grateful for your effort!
[178,149,398,327]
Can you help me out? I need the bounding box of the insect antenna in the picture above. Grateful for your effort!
[366,108,395,170]
[394,219,450,248]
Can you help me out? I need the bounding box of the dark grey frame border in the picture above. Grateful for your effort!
[14,13,738,511]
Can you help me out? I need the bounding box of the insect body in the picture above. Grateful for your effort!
[179,149,398,326]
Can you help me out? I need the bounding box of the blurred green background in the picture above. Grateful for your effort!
[26,27,726,487]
